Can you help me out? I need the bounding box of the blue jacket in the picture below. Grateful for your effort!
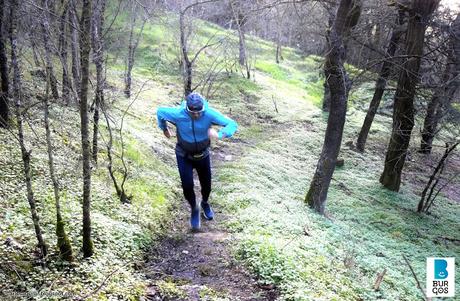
[157,100,238,156]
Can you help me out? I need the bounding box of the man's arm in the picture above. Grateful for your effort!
[156,107,179,138]
[208,108,238,139]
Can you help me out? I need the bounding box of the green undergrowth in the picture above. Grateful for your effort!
[0,85,179,300]
[209,71,459,300]
[212,119,458,300]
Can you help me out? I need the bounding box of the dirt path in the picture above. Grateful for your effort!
[142,148,279,301]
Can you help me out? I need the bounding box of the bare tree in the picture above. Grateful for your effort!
[124,2,146,98]
[70,0,81,96]
[0,0,9,127]
[274,5,287,64]
[102,105,130,204]
[356,3,407,152]
[42,71,74,262]
[10,0,48,259]
[79,0,94,258]
[417,142,459,213]
[229,0,250,78]
[420,13,460,153]
[91,0,106,163]
[380,0,440,191]
[59,0,71,100]
[305,0,362,215]
[40,0,60,99]
[179,0,224,96]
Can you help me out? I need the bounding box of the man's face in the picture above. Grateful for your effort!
[187,104,204,120]
[189,111,202,120]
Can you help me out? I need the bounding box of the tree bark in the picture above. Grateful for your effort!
[59,0,71,101]
[420,13,460,153]
[41,0,59,99]
[356,7,406,152]
[91,0,106,163]
[10,0,48,259]
[275,6,285,64]
[124,9,136,98]
[70,1,81,99]
[102,105,130,204]
[380,0,439,191]
[180,10,193,96]
[79,0,94,258]
[124,5,145,98]
[305,0,361,215]
[0,0,9,127]
[43,73,73,262]
[230,0,249,78]
[322,0,360,112]
[417,142,458,212]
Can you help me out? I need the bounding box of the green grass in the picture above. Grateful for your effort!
[213,117,459,300]
[0,98,178,300]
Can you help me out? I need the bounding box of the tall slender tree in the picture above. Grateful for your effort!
[420,13,460,154]
[43,71,74,262]
[322,0,360,112]
[356,4,407,152]
[0,0,9,127]
[59,0,71,100]
[91,0,106,163]
[70,0,81,97]
[124,3,145,98]
[305,0,362,215]
[79,0,94,258]
[10,0,48,259]
[40,0,60,99]
[380,0,439,191]
[229,0,249,78]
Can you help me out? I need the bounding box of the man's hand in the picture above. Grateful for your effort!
[208,128,219,139]
[163,128,171,138]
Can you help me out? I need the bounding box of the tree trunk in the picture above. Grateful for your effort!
[275,6,284,64]
[417,142,458,212]
[230,0,249,79]
[30,38,42,67]
[10,0,48,259]
[91,0,106,163]
[322,2,338,112]
[0,0,9,127]
[322,0,360,112]
[124,15,135,98]
[43,73,73,262]
[305,0,361,215]
[420,13,460,153]
[79,0,94,258]
[179,11,193,96]
[59,0,71,101]
[102,105,130,204]
[380,0,439,191]
[41,0,59,99]
[275,43,281,64]
[356,8,406,152]
[70,1,81,99]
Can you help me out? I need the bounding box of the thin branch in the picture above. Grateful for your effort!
[402,254,427,301]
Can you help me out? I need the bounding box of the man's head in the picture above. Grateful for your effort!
[186,92,204,120]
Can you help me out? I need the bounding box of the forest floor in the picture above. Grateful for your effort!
[119,73,283,300]
[143,152,279,301]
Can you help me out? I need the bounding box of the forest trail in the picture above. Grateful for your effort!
[126,73,305,300]
[142,149,278,301]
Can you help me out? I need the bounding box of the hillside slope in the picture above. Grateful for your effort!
[0,9,458,301]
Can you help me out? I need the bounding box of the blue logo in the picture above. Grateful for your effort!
[434,259,448,279]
